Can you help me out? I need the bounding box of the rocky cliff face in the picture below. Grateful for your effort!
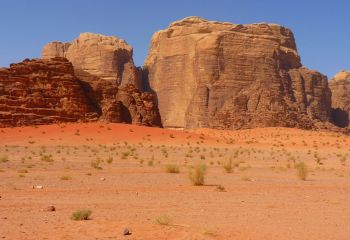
[0,58,98,127]
[144,16,332,130]
[42,33,141,87]
[116,84,161,126]
[329,71,350,127]
[0,57,161,128]
[41,33,161,127]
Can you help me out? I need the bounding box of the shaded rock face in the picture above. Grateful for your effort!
[144,17,332,129]
[329,71,350,127]
[0,58,98,127]
[116,84,162,126]
[0,58,161,128]
[41,33,161,127]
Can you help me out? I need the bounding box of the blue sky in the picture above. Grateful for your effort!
[0,0,349,78]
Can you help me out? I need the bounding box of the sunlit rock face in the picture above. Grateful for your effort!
[42,33,141,87]
[144,16,332,130]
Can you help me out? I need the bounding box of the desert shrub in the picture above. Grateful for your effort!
[165,164,180,173]
[216,185,226,192]
[148,159,154,166]
[0,156,8,162]
[155,215,171,225]
[90,159,102,169]
[188,163,206,185]
[71,209,92,221]
[106,156,113,164]
[121,151,130,159]
[60,175,72,180]
[295,162,308,181]
[241,176,252,181]
[222,158,234,173]
[41,154,53,162]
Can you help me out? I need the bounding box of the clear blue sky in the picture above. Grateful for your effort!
[1,0,349,78]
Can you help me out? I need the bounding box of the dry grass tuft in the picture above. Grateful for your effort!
[155,214,171,225]
[60,175,72,180]
[71,209,92,221]
[188,163,206,186]
[165,164,180,173]
[295,162,308,181]
[222,157,234,173]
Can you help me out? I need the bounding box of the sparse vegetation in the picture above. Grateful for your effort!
[241,176,252,181]
[188,163,206,186]
[0,156,9,162]
[90,159,102,169]
[295,162,308,181]
[216,185,226,192]
[60,175,72,180]
[165,164,180,173]
[148,159,154,166]
[222,157,234,173]
[155,214,171,225]
[71,209,92,221]
[40,154,53,162]
[106,156,113,164]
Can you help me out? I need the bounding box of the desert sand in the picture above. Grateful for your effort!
[0,123,350,239]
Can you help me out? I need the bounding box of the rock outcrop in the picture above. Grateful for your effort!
[329,71,350,127]
[42,33,141,87]
[42,33,144,122]
[144,16,332,130]
[0,58,98,127]
[116,84,161,126]
[0,57,161,128]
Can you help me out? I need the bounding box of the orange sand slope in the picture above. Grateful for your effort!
[0,123,350,240]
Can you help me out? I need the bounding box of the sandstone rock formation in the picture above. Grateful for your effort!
[42,33,144,122]
[0,58,98,127]
[144,16,332,130]
[0,57,161,128]
[42,33,141,87]
[116,84,161,126]
[329,71,350,127]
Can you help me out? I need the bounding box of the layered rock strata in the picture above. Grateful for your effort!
[41,33,161,127]
[0,57,161,127]
[144,16,332,130]
[0,57,97,127]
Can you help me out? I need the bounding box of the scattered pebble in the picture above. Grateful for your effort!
[100,177,106,181]
[123,228,131,236]
[43,206,56,212]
